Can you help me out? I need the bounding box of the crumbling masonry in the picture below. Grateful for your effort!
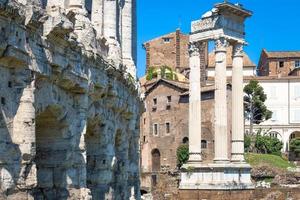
[0,0,140,199]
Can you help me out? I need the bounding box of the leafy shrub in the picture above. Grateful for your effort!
[177,144,189,167]
[244,134,252,152]
[255,135,283,156]
[290,138,300,156]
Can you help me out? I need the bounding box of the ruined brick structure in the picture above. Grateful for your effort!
[0,0,140,199]
[257,49,300,77]
[143,29,190,73]
[139,78,233,193]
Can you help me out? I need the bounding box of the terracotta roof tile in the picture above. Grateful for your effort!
[265,51,300,58]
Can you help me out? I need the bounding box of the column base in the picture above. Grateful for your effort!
[179,163,254,190]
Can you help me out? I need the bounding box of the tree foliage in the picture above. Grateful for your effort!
[244,80,272,134]
[146,66,178,81]
[290,138,300,155]
[255,134,283,156]
[176,144,189,167]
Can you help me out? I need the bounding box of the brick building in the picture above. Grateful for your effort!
[143,29,190,72]
[257,49,300,77]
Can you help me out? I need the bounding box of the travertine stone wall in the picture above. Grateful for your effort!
[0,0,140,199]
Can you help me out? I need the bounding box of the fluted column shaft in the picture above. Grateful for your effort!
[188,42,202,163]
[92,0,104,36]
[104,0,117,39]
[231,43,245,162]
[214,37,229,163]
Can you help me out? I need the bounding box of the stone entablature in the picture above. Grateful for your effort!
[0,0,140,199]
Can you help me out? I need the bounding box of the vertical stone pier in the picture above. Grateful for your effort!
[180,1,253,190]
[187,42,202,163]
[231,43,246,162]
[214,37,229,163]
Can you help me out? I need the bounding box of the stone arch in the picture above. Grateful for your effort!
[85,116,104,198]
[182,137,189,144]
[35,105,69,199]
[264,131,282,140]
[151,148,160,172]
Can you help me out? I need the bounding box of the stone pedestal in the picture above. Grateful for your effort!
[180,163,253,190]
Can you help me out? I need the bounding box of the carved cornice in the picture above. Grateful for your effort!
[214,37,229,52]
[233,43,244,57]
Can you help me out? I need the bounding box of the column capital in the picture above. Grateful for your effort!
[233,43,244,57]
[188,42,200,57]
[215,37,229,52]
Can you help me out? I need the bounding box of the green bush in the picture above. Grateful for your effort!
[244,134,252,152]
[290,138,300,155]
[177,144,189,167]
[255,135,283,156]
[146,67,157,80]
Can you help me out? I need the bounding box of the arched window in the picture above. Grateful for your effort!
[182,137,189,144]
[151,149,161,172]
[201,140,207,149]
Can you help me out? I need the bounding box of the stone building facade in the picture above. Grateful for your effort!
[0,0,140,200]
[257,49,300,77]
[143,29,189,72]
[139,77,233,192]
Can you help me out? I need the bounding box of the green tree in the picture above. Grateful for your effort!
[176,144,189,168]
[244,80,272,135]
[290,138,300,156]
[255,134,283,156]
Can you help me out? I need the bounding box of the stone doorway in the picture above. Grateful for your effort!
[151,148,161,172]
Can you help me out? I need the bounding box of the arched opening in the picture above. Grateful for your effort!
[85,118,104,198]
[182,137,189,144]
[35,106,69,198]
[151,149,160,172]
[265,131,281,139]
[289,131,300,161]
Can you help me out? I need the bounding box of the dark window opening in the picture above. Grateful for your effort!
[153,98,157,105]
[279,61,284,68]
[152,174,157,186]
[153,124,158,136]
[201,140,207,149]
[8,81,12,88]
[152,107,157,112]
[143,118,146,124]
[182,137,189,144]
[16,31,18,37]
[166,122,170,134]
[102,160,106,164]
[143,136,146,142]
[1,97,5,105]
[166,105,171,110]
[151,149,160,172]
[167,96,171,103]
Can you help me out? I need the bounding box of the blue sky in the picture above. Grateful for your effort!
[136,0,300,77]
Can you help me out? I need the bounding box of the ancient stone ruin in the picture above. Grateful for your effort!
[0,0,140,199]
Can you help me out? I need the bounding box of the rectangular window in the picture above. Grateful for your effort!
[295,60,300,68]
[153,124,159,136]
[167,96,171,103]
[163,38,171,43]
[271,110,277,121]
[294,110,300,122]
[153,98,157,105]
[269,87,277,99]
[166,122,170,134]
[1,97,5,105]
[279,61,284,68]
[294,86,300,98]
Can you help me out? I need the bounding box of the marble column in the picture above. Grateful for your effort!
[68,0,85,10]
[231,43,245,162]
[188,42,202,163]
[121,0,136,77]
[104,0,117,39]
[91,0,104,36]
[214,37,229,163]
